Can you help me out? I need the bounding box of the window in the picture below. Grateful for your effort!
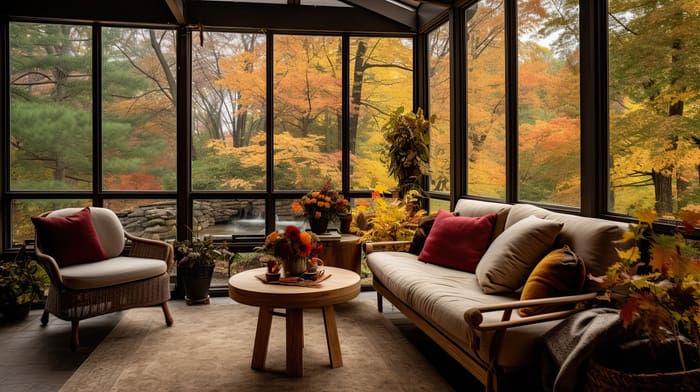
[517,0,580,207]
[465,1,506,199]
[428,23,451,194]
[349,37,413,191]
[191,32,267,191]
[273,35,342,191]
[102,27,177,191]
[608,0,700,218]
[10,23,93,192]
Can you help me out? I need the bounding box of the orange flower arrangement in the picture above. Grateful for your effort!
[292,180,349,221]
[258,225,322,260]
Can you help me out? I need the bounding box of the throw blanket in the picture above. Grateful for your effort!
[541,308,623,392]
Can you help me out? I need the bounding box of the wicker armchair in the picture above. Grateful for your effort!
[33,207,174,350]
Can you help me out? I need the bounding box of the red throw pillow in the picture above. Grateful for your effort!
[31,207,108,267]
[418,210,497,272]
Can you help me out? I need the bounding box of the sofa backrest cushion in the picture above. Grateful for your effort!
[476,215,564,293]
[518,245,587,316]
[418,210,497,272]
[453,199,511,244]
[32,207,109,267]
[504,203,627,292]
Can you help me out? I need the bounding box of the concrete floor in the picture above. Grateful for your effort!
[0,291,481,392]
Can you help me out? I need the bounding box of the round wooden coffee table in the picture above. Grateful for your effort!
[228,266,361,377]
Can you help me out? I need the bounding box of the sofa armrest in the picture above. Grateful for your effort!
[126,232,175,271]
[464,292,597,331]
[365,241,412,254]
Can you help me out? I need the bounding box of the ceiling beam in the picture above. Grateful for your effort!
[165,0,186,25]
[188,2,414,34]
[339,0,415,29]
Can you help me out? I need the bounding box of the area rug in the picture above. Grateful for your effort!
[59,299,452,391]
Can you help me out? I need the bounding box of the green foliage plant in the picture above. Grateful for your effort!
[353,186,426,243]
[381,107,434,187]
[0,245,50,306]
[173,227,232,268]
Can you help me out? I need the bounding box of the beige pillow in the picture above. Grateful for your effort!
[476,215,564,294]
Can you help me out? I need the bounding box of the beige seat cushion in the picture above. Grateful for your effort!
[59,257,167,290]
[367,251,561,368]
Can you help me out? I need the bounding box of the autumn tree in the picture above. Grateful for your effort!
[608,0,700,217]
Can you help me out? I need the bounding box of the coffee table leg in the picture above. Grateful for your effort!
[286,308,304,377]
[252,307,273,371]
[322,305,343,368]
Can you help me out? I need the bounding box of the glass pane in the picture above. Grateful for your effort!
[103,199,177,240]
[192,199,266,237]
[273,35,342,190]
[428,23,451,193]
[608,0,700,218]
[276,199,310,231]
[349,37,413,191]
[9,23,93,191]
[11,199,91,246]
[192,32,267,191]
[517,1,580,207]
[466,1,506,200]
[102,28,177,191]
[429,198,450,214]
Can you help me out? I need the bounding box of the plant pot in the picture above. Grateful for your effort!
[283,257,307,278]
[0,302,31,321]
[339,214,352,234]
[178,264,214,305]
[585,340,700,391]
[309,217,329,234]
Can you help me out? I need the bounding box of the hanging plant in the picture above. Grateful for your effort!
[381,107,434,187]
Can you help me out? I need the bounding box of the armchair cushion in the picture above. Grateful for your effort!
[32,207,108,267]
[59,256,168,290]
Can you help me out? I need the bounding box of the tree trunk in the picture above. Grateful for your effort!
[652,169,673,216]
[348,39,367,153]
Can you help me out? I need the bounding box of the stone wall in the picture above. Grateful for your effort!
[114,200,269,240]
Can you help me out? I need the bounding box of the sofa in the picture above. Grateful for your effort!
[365,199,627,391]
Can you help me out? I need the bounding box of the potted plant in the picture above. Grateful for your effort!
[353,185,426,243]
[0,245,50,321]
[381,107,434,198]
[174,229,233,305]
[589,208,700,388]
[292,179,349,234]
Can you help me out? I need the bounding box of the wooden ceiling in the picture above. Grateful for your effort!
[3,0,458,33]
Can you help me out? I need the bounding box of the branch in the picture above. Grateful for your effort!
[608,12,639,35]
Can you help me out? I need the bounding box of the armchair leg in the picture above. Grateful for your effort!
[40,309,49,326]
[377,292,383,313]
[161,302,173,326]
[70,321,79,351]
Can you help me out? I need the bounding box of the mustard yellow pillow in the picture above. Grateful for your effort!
[518,245,586,317]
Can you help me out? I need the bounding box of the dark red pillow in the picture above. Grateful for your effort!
[418,210,497,272]
[31,207,108,267]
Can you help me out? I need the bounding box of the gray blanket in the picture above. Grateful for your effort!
[541,308,623,392]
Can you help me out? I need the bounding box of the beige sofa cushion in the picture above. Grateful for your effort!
[503,204,627,292]
[60,256,167,290]
[476,215,563,294]
[367,251,562,368]
[453,199,512,244]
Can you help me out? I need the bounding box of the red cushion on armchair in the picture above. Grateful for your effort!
[31,207,108,267]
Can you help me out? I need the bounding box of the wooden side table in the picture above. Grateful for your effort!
[317,233,361,274]
[228,267,361,377]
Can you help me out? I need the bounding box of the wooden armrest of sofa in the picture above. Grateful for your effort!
[365,241,412,254]
[464,292,597,331]
[126,232,175,270]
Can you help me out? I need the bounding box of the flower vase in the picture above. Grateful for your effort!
[283,257,307,277]
[339,214,352,234]
[309,217,329,234]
